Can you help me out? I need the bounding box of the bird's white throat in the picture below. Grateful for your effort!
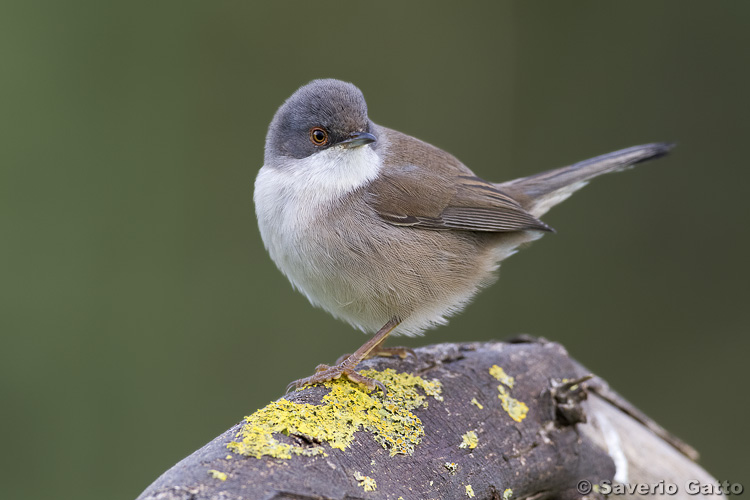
[254,144,381,269]
[256,145,381,216]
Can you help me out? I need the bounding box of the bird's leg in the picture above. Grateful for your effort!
[333,332,415,365]
[287,318,401,394]
[366,332,416,360]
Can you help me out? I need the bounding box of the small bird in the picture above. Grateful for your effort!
[254,79,672,393]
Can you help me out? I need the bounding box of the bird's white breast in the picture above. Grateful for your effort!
[253,145,382,312]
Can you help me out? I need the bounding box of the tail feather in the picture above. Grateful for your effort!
[499,143,674,218]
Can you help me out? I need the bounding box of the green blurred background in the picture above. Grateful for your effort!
[2,2,748,498]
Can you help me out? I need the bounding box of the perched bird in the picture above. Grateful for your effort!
[254,79,672,393]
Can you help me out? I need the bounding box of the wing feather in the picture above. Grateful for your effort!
[368,127,551,233]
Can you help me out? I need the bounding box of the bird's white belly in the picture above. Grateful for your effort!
[254,146,388,331]
[255,182,382,331]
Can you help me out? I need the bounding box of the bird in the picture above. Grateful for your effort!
[254,78,672,393]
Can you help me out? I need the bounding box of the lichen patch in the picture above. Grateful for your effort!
[490,365,528,422]
[227,368,442,459]
[489,364,515,388]
[497,385,528,422]
[207,469,227,481]
[354,471,377,491]
[459,430,478,449]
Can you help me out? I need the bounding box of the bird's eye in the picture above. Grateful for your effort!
[309,127,329,146]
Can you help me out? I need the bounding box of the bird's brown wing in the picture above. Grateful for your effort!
[367,127,551,233]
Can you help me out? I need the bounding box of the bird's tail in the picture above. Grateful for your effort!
[498,143,674,218]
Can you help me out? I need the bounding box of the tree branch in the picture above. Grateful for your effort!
[137,338,718,500]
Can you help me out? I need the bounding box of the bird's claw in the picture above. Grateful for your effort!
[285,364,388,395]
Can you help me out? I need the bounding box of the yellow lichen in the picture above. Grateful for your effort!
[489,365,515,388]
[354,471,377,491]
[227,368,442,459]
[207,469,227,481]
[503,488,513,499]
[465,485,476,498]
[459,430,478,449]
[489,365,528,422]
[497,385,528,422]
[470,397,483,409]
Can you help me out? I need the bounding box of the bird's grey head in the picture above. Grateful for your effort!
[264,79,376,165]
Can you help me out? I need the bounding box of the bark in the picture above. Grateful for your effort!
[136,338,720,500]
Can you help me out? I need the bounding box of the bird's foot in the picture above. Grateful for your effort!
[370,346,417,359]
[286,362,387,394]
[286,318,402,395]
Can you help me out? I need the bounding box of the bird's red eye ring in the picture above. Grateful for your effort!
[309,127,329,146]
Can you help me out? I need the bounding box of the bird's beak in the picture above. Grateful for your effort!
[340,131,377,149]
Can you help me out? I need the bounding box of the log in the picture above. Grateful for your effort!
[136,338,720,500]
